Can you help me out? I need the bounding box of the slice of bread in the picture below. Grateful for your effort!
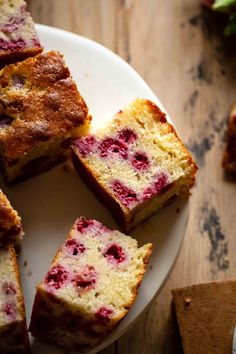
[72,98,198,231]
[0,0,43,66]
[29,217,152,351]
[0,51,91,184]
[0,243,30,353]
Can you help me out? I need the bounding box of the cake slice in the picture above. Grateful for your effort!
[0,0,43,66]
[0,50,91,184]
[0,243,30,353]
[0,189,23,243]
[172,281,236,354]
[29,217,153,351]
[223,103,236,174]
[71,99,197,231]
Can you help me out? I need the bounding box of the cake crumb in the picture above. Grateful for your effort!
[184,296,191,305]
[24,260,27,267]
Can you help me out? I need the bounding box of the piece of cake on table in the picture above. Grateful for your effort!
[29,217,153,351]
[0,0,43,66]
[223,103,236,174]
[0,50,91,184]
[0,188,23,243]
[172,281,236,354]
[71,99,198,232]
[0,243,30,353]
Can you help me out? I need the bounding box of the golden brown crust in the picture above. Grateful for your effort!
[0,51,89,161]
[0,189,23,242]
[7,243,30,353]
[172,280,236,354]
[223,103,236,174]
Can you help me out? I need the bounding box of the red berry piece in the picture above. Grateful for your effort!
[154,171,170,193]
[77,217,94,233]
[0,38,27,51]
[45,265,69,290]
[65,238,86,256]
[12,74,25,89]
[96,307,113,321]
[131,151,150,171]
[112,180,138,207]
[2,282,16,296]
[142,171,171,201]
[99,137,128,159]
[73,135,97,157]
[104,243,126,263]
[2,16,25,32]
[3,302,16,320]
[142,187,155,201]
[118,128,137,144]
[73,265,97,292]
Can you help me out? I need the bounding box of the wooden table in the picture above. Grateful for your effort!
[27,1,236,353]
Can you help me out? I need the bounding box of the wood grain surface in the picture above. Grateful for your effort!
[26,1,236,353]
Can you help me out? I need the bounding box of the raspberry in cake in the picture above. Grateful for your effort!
[71,99,198,232]
[223,103,236,174]
[0,243,30,353]
[29,217,153,351]
[0,189,24,243]
[0,50,91,184]
[172,281,236,354]
[0,0,43,66]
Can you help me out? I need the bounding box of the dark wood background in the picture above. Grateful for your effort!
[27,1,236,353]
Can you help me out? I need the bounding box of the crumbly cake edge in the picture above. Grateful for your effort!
[71,99,198,231]
[6,243,30,353]
[29,221,153,349]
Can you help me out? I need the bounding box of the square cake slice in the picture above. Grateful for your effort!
[0,50,91,184]
[0,188,24,243]
[0,243,30,353]
[172,281,236,354]
[223,103,236,174]
[71,99,197,231]
[29,217,153,351]
[0,0,43,66]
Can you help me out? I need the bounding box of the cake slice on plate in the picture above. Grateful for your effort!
[223,103,236,174]
[0,189,24,243]
[29,217,152,351]
[0,243,30,353]
[172,281,236,354]
[0,50,91,184]
[72,99,197,231]
[0,0,43,66]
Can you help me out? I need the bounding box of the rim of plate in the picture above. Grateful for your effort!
[36,23,173,124]
[31,24,187,354]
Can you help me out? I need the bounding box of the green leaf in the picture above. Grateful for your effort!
[213,0,236,12]
[224,15,236,34]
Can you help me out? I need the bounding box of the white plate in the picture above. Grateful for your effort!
[1,24,189,354]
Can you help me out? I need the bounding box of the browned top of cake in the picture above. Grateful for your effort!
[172,281,236,354]
[223,103,236,174]
[0,189,21,232]
[0,51,89,160]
